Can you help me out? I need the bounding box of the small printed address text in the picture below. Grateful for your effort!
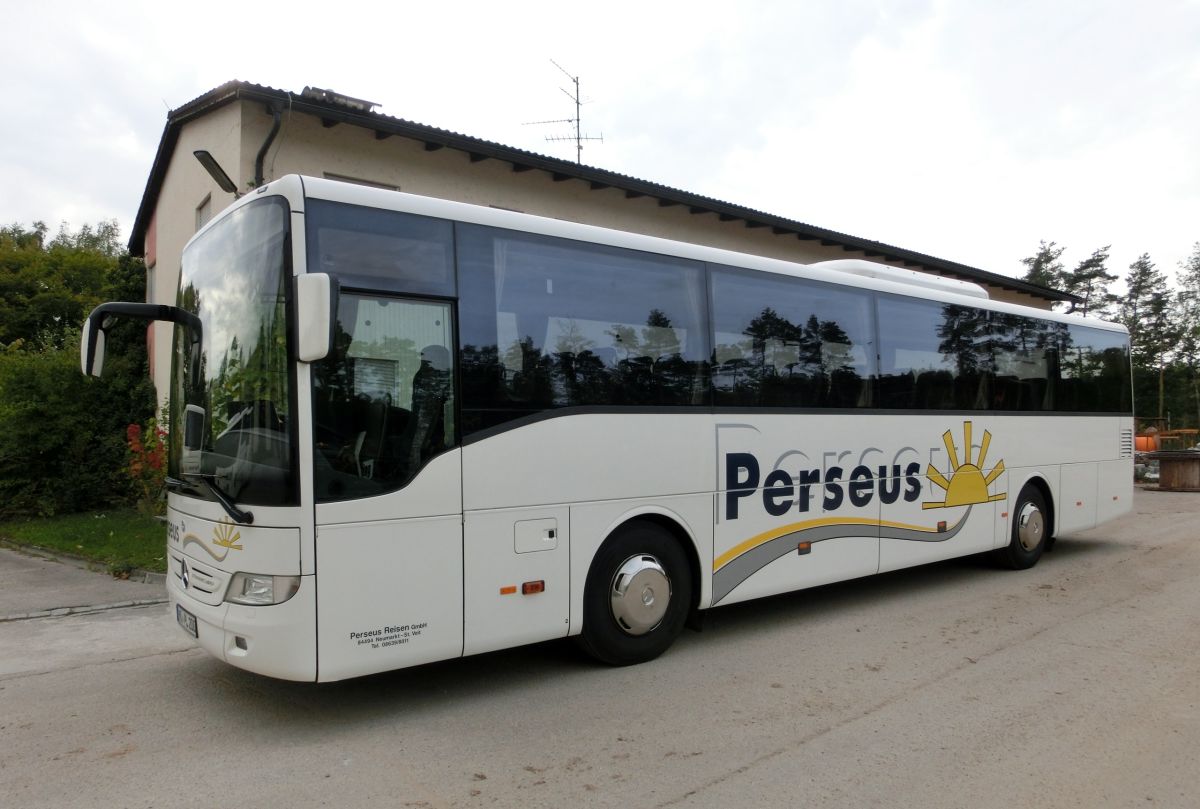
[348,622,428,650]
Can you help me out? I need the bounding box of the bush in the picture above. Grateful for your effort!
[126,418,167,516]
[0,333,155,517]
[0,223,157,518]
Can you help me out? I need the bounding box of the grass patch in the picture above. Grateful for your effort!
[0,510,167,574]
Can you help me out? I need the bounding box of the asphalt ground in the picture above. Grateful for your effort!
[1,488,1198,808]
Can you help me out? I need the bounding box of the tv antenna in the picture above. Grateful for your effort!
[524,59,603,164]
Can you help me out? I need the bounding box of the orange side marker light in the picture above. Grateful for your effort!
[797,542,812,556]
[522,580,545,595]
[500,585,517,595]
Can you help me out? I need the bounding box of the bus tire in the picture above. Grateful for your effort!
[993,485,1049,570]
[578,521,692,666]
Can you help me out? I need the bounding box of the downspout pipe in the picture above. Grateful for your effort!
[254,102,283,188]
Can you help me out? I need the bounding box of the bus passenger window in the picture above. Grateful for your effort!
[876,297,989,410]
[710,266,873,408]
[312,294,456,502]
[456,224,710,435]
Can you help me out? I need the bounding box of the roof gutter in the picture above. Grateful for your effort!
[254,102,283,188]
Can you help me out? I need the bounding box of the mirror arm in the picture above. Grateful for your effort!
[82,302,203,377]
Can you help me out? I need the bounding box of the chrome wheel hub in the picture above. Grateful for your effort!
[610,554,671,636]
[1017,502,1044,551]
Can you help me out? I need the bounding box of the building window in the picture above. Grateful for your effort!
[195,195,212,232]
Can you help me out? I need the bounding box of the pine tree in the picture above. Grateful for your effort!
[1019,241,1067,293]
[1121,253,1177,419]
[1063,246,1118,318]
[1175,243,1200,427]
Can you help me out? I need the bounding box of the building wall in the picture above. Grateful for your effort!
[146,98,1049,397]
[147,103,244,396]
[247,105,851,263]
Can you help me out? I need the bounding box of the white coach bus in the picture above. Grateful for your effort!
[83,176,1133,682]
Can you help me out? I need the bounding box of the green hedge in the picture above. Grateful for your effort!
[0,334,155,517]
[0,224,157,519]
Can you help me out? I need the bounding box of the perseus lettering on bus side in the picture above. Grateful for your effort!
[724,453,922,520]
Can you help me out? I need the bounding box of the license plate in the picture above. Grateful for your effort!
[176,604,198,638]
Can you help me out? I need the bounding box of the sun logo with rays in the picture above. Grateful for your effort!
[212,519,243,550]
[923,421,1007,510]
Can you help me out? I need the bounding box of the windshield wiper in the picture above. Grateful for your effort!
[181,473,255,525]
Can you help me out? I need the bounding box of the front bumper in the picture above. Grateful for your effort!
[167,565,316,682]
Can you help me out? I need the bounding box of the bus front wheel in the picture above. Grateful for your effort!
[578,522,692,666]
[993,486,1050,570]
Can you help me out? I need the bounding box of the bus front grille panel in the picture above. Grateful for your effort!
[170,552,228,606]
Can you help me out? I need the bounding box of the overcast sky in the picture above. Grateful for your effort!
[3,0,1198,289]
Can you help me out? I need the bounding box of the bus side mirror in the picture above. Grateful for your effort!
[81,314,108,377]
[297,273,338,362]
[184,404,206,451]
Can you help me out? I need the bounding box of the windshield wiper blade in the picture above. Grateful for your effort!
[183,473,254,524]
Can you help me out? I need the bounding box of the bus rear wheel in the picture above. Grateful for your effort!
[578,522,692,666]
[993,486,1050,570]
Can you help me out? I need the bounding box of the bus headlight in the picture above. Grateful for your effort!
[226,573,301,605]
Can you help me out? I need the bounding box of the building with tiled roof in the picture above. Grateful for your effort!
[131,80,1074,396]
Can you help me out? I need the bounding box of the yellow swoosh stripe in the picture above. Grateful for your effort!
[714,516,943,571]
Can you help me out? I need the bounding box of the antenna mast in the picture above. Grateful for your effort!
[524,60,603,164]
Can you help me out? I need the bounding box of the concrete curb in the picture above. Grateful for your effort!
[0,598,169,623]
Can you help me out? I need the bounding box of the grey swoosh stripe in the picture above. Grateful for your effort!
[711,507,972,605]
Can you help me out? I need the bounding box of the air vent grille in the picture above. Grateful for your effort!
[1119,428,1134,458]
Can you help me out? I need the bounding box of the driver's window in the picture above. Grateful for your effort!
[313,294,455,502]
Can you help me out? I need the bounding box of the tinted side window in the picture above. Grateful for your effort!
[458,225,709,435]
[306,200,455,297]
[711,267,873,408]
[1058,325,1131,412]
[312,295,456,502]
[877,297,989,409]
[989,313,1063,411]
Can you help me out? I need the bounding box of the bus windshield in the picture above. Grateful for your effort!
[168,196,298,508]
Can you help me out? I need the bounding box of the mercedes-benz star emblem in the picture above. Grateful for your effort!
[180,558,190,590]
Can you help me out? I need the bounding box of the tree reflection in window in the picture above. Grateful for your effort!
[712,268,871,408]
[458,225,710,434]
[169,194,295,505]
[312,295,456,502]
